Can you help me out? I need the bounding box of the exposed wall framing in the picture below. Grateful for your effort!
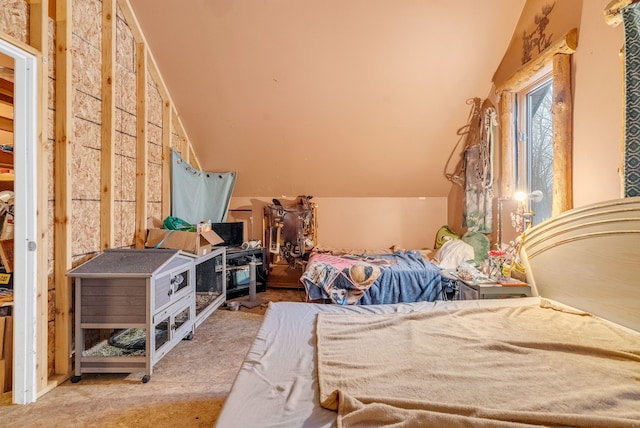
[0,0,202,400]
[100,0,116,252]
[53,0,73,378]
[134,41,146,248]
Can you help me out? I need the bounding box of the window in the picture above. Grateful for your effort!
[497,29,576,230]
[515,76,554,225]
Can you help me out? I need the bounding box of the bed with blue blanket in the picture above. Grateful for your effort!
[301,249,441,304]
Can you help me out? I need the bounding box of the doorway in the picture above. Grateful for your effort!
[0,39,38,404]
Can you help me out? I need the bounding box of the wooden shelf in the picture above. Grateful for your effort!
[0,150,12,170]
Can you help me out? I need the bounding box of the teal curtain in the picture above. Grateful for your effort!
[623,3,640,197]
[171,150,236,224]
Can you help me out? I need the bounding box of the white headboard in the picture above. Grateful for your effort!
[521,197,640,332]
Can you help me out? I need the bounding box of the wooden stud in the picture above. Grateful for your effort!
[27,0,51,396]
[53,0,73,377]
[161,100,171,219]
[135,42,147,248]
[101,0,116,251]
[496,29,577,94]
[552,54,573,215]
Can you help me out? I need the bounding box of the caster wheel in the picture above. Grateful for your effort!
[70,376,81,383]
[141,375,150,384]
[183,332,194,340]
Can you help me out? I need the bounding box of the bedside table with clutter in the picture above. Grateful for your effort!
[440,267,532,301]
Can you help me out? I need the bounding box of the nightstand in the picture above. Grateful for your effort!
[456,277,532,300]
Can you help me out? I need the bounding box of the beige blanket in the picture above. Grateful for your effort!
[316,300,640,427]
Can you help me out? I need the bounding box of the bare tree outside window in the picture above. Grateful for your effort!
[527,81,554,224]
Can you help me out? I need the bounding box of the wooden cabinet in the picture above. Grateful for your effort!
[66,249,195,383]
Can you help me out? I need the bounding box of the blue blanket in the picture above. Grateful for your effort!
[302,250,442,305]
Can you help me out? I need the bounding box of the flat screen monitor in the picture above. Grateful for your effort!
[212,222,244,247]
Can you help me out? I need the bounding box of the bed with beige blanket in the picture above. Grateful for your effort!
[215,198,640,427]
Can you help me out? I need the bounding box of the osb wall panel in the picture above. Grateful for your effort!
[48,17,56,79]
[71,34,101,99]
[146,77,164,212]
[115,109,136,154]
[116,4,134,73]
[72,0,101,49]
[71,143,100,200]
[71,43,101,206]
[120,154,136,201]
[73,113,101,151]
[147,78,162,127]
[113,5,138,250]
[71,200,100,256]
[48,265,55,376]
[46,140,54,284]
[72,90,101,127]
[47,320,54,375]
[147,161,161,202]
[115,12,136,115]
[47,17,56,202]
[47,16,56,378]
[147,124,162,163]
[0,0,28,43]
[147,202,161,222]
[170,122,187,155]
[115,200,136,248]
[47,274,54,319]
[116,64,136,114]
[71,0,103,260]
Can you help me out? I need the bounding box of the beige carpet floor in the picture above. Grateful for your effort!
[0,287,306,428]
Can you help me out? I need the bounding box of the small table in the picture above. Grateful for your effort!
[457,277,532,300]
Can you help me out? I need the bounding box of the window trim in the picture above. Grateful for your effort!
[496,29,576,217]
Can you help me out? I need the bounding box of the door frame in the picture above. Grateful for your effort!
[0,37,38,404]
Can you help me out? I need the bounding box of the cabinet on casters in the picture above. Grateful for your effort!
[66,249,196,383]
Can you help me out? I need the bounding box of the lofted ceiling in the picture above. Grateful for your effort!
[129,0,525,198]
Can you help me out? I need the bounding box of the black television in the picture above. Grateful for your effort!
[212,222,244,247]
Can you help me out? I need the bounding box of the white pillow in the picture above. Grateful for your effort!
[433,239,475,269]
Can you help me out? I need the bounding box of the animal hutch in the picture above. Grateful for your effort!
[66,249,196,383]
[185,246,227,327]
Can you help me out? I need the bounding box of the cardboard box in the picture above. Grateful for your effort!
[145,217,224,256]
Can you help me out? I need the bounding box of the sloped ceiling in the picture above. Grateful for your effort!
[129,0,525,197]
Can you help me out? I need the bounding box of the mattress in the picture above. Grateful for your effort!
[214,297,546,428]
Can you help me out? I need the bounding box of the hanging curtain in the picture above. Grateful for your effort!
[622,3,640,197]
[462,105,496,233]
[171,150,237,224]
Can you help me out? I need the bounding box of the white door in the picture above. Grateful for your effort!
[0,38,38,404]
